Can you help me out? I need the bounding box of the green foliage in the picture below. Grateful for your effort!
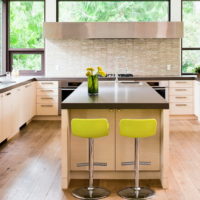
[59,1,168,22]
[13,54,41,71]
[10,1,44,49]
[194,66,200,74]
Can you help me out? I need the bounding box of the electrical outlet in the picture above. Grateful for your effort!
[55,65,60,71]
[167,64,171,71]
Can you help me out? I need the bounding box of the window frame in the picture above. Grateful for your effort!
[56,0,171,22]
[181,0,200,75]
[0,0,7,76]
[6,0,45,76]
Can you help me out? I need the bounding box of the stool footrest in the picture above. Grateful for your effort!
[121,161,151,166]
[77,162,107,167]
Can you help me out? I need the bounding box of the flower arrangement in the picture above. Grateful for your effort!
[86,66,106,77]
[86,66,106,95]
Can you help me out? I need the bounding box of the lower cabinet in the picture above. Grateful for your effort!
[116,109,161,171]
[2,90,14,139]
[70,109,115,171]
[0,93,6,143]
[1,82,36,141]
[70,109,161,172]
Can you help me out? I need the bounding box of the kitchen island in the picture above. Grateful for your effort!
[61,81,169,189]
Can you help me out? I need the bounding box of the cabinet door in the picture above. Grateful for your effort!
[70,109,115,171]
[17,86,26,127]
[22,83,35,123]
[116,109,161,171]
[2,91,14,139]
[194,81,200,119]
[12,88,21,136]
[29,82,36,118]
[0,94,5,143]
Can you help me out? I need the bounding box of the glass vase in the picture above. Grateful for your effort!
[88,75,99,95]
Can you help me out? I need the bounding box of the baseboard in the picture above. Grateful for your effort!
[32,115,61,121]
[170,115,198,120]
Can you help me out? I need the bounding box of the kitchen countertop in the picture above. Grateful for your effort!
[61,81,169,109]
[0,75,198,93]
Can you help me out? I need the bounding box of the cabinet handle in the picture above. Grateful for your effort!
[175,96,187,99]
[176,81,187,84]
[6,92,11,96]
[76,162,107,167]
[41,89,54,92]
[176,104,187,106]
[41,105,53,107]
[121,161,151,166]
[41,82,53,85]
[117,109,121,112]
[41,97,53,100]
[175,89,187,91]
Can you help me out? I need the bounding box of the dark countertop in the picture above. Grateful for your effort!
[0,75,198,94]
[0,77,35,93]
[36,75,197,81]
[61,81,169,109]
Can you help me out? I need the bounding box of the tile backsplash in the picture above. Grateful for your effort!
[45,38,181,77]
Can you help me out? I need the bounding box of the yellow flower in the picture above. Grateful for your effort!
[97,66,103,72]
[86,71,92,76]
[86,67,95,71]
[99,70,106,77]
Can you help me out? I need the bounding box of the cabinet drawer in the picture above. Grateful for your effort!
[37,88,58,96]
[37,95,58,104]
[36,104,58,115]
[170,80,193,88]
[170,103,193,115]
[169,87,193,96]
[37,81,58,89]
[170,95,193,103]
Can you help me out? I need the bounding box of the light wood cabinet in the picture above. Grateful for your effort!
[194,81,200,120]
[0,93,5,143]
[70,109,115,171]
[21,82,36,123]
[36,81,58,116]
[116,109,161,171]
[2,90,14,139]
[169,80,194,115]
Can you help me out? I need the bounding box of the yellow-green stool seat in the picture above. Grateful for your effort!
[120,119,157,138]
[71,118,109,138]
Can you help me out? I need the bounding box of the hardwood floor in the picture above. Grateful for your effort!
[0,119,200,200]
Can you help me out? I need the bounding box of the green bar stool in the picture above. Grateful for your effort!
[118,119,157,200]
[71,118,110,200]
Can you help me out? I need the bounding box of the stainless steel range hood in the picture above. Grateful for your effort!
[44,22,183,40]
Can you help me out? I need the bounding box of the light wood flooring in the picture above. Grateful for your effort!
[0,119,200,200]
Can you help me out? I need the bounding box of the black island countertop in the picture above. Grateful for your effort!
[61,81,169,109]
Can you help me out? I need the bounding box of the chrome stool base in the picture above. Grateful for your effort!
[72,187,110,200]
[118,187,155,199]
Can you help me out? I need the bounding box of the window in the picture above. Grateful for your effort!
[58,1,169,22]
[9,1,44,75]
[182,1,200,74]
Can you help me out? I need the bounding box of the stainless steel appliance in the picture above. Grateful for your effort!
[105,73,134,78]
[59,80,82,113]
[147,81,169,101]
